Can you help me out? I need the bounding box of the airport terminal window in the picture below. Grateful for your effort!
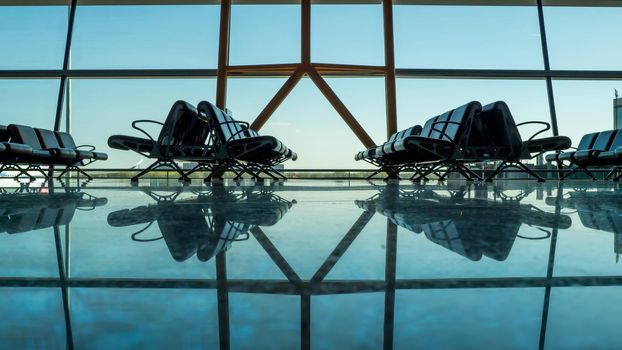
[311,4,384,65]
[0,79,61,130]
[229,5,300,65]
[227,77,385,169]
[69,79,216,169]
[553,80,621,149]
[0,5,68,69]
[544,6,622,70]
[394,5,543,69]
[72,5,219,69]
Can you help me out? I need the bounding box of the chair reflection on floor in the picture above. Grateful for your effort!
[357,185,571,261]
[0,190,107,234]
[107,186,296,262]
[548,189,622,261]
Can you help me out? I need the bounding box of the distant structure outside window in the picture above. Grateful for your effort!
[614,90,622,129]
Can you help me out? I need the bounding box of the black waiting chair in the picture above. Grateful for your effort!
[108,100,214,183]
[469,101,571,182]
[355,101,483,181]
[0,124,107,181]
[197,101,297,181]
[34,128,108,180]
[546,129,622,181]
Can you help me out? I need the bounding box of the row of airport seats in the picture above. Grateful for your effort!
[546,129,622,181]
[108,100,296,183]
[356,100,571,182]
[0,124,108,180]
[0,192,107,234]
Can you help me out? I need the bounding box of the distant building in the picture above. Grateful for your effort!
[614,95,622,129]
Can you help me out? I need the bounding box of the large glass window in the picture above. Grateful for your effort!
[544,6,622,70]
[0,6,68,69]
[72,5,219,69]
[229,5,300,65]
[394,5,543,69]
[311,4,384,65]
[0,79,60,130]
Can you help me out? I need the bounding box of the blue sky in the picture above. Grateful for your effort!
[0,4,621,168]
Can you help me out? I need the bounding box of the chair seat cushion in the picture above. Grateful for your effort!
[522,136,571,156]
[372,136,453,164]
[92,151,108,161]
[227,136,296,164]
[108,135,154,154]
[558,151,576,162]
[4,143,33,156]
[355,148,375,161]
[574,150,595,161]
[545,153,559,162]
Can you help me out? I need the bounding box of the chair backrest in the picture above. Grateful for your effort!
[591,130,617,151]
[198,101,259,145]
[8,124,44,150]
[35,128,63,150]
[607,129,622,151]
[156,101,205,150]
[470,101,523,159]
[0,125,9,142]
[442,101,482,145]
[417,102,481,147]
[55,131,78,150]
[575,133,598,151]
[387,125,422,142]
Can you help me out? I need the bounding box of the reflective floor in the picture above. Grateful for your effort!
[1,178,621,349]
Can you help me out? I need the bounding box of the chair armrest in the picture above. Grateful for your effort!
[516,121,550,142]
[131,120,164,142]
[76,144,96,152]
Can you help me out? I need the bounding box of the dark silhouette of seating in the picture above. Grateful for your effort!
[463,101,570,182]
[197,101,297,182]
[547,190,622,260]
[356,100,571,182]
[546,129,622,181]
[0,191,107,234]
[355,101,483,181]
[107,187,295,262]
[0,124,108,181]
[357,185,570,260]
[108,100,213,183]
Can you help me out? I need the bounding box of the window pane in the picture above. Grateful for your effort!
[553,80,620,151]
[394,5,543,69]
[545,7,622,70]
[69,79,216,169]
[0,79,59,130]
[230,5,300,65]
[226,77,386,169]
[312,4,384,65]
[0,6,68,69]
[72,5,219,69]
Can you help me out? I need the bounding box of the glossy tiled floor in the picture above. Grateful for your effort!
[1,178,621,349]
